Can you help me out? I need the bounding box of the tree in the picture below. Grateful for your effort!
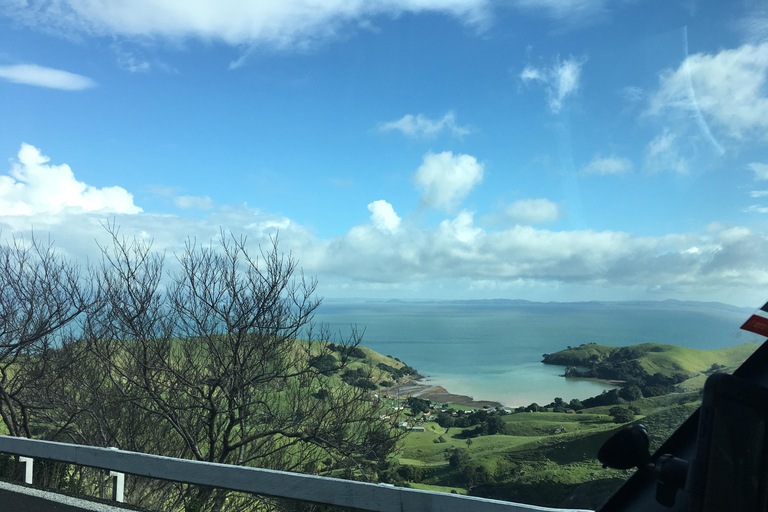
[609,406,635,424]
[0,234,96,439]
[619,384,643,402]
[406,397,430,415]
[448,447,470,468]
[32,228,403,511]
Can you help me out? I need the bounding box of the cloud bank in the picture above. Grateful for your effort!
[1,144,767,305]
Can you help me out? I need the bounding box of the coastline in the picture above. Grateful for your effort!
[380,370,621,410]
[381,378,504,409]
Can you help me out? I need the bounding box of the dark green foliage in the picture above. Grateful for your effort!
[447,447,470,468]
[345,347,367,359]
[435,411,455,427]
[582,389,622,409]
[609,406,635,423]
[397,465,422,482]
[376,362,420,381]
[444,409,507,437]
[309,354,340,375]
[619,384,643,402]
[406,396,431,414]
[340,368,377,389]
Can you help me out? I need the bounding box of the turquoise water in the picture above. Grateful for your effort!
[312,300,761,407]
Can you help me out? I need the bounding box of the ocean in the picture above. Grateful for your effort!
[312,300,762,407]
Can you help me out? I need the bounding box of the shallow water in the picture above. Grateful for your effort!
[312,300,759,407]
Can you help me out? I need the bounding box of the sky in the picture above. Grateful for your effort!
[2,0,768,306]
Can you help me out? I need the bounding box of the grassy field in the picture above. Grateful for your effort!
[393,390,705,509]
[391,338,756,510]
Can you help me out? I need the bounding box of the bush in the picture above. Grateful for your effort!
[309,354,340,375]
[609,406,635,424]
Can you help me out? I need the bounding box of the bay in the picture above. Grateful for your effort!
[312,300,761,407]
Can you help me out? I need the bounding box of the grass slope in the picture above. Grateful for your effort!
[543,342,757,380]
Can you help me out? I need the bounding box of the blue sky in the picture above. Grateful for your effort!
[2,0,768,306]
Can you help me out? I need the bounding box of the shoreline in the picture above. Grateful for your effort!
[381,378,504,409]
[380,372,622,410]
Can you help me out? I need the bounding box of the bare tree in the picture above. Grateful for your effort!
[0,234,95,438]
[64,228,403,511]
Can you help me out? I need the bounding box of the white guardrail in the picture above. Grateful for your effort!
[0,436,591,512]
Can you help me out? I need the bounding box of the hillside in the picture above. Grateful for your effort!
[542,342,758,386]
[392,340,762,509]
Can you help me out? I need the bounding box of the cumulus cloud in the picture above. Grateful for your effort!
[379,111,470,139]
[644,130,689,174]
[6,0,490,51]
[748,162,768,181]
[0,144,141,215]
[750,190,768,198]
[745,205,768,214]
[1,147,767,303]
[648,42,768,141]
[520,56,585,113]
[412,151,484,213]
[0,64,96,90]
[367,200,401,233]
[504,198,562,224]
[174,195,214,210]
[581,154,632,176]
[439,210,482,244]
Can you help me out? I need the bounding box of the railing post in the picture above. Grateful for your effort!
[18,456,33,484]
[109,471,125,502]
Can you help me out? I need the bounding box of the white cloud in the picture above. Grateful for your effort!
[7,0,490,51]
[0,64,96,90]
[174,195,214,210]
[412,151,484,213]
[520,65,544,82]
[439,210,482,244]
[745,205,768,214]
[581,154,632,176]
[379,111,470,139]
[648,42,768,140]
[520,56,585,113]
[367,200,401,233]
[504,198,561,224]
[748,162,768,181]
[513,0,609,22]
[1,147,767,303]
[0,144,141,215]
[116,52,151,73]
[750,190,768,198]
[644,130,689,174]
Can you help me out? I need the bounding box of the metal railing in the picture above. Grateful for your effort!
[0,436,591,512]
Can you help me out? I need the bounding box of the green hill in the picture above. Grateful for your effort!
[542,342,758,384]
